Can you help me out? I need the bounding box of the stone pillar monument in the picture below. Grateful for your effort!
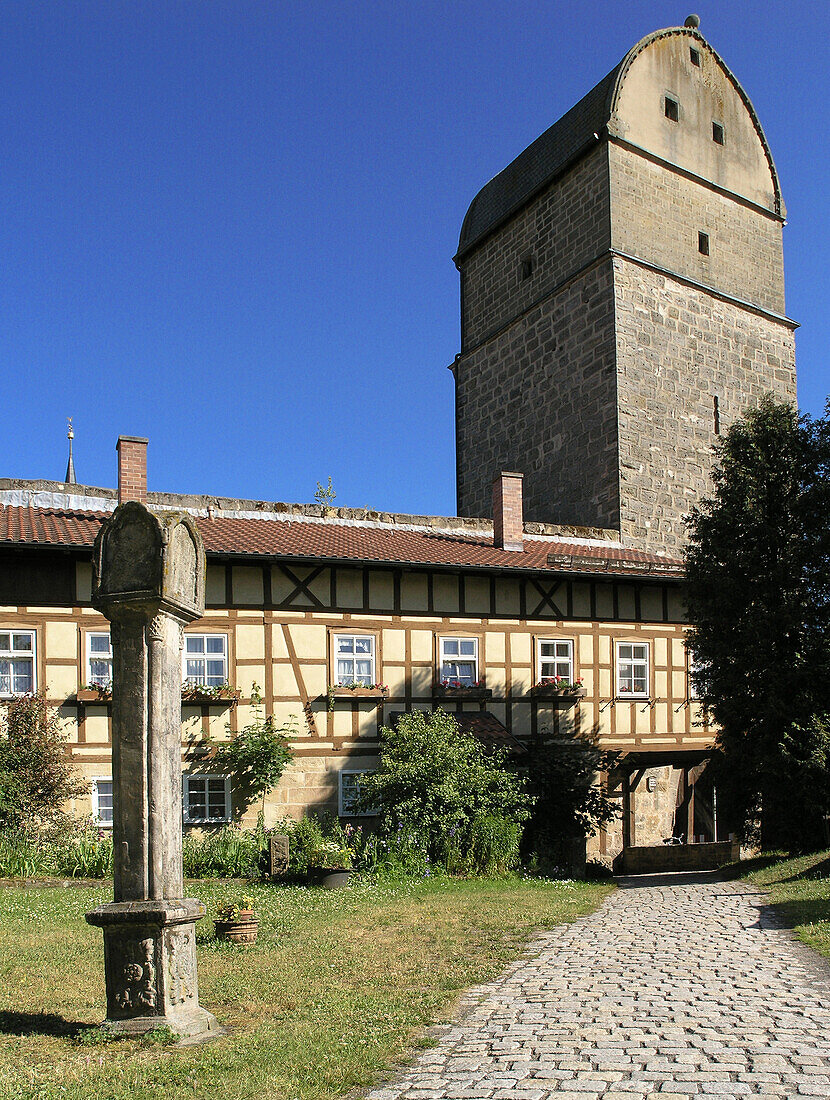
[85,501,218,1038]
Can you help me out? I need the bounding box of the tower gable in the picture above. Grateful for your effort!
[610,27,782,216]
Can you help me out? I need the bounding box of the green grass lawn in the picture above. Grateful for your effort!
[0,875,611,1100]
[739,848,830,958]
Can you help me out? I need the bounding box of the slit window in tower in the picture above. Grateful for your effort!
[698,231,710,256]
[713,396,721,435]
[712,121,725,145]
[690,47,701,67]
[664,95,679,122]
[521,255,533,281]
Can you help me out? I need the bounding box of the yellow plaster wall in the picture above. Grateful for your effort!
[409,630,433,663]
[287,623,327,659]
[46,665,78,697]
[84,712,110,744]
[273,663,299,697]
[235,623,265,660]
[42,621,75,661]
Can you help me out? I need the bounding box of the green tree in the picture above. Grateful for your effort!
[0,691,87,827]
[522,737,620,863]
[358,709,533,875]
[211,684,295,819]
[684,395,830,849]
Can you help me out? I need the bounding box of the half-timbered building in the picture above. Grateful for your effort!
[0,447,710,865]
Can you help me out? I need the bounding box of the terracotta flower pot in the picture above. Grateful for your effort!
[213,911,258,944]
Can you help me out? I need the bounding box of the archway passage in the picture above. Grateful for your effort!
[614,751,738,874]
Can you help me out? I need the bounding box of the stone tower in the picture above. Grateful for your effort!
[452,20,797,554]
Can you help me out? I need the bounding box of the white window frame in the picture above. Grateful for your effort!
[0,629,36,697]
[537,638,574,684]
[439,636,479,686]
[91,777,114,827]
[182,633,229,688]
[183,774,232,824]
[339,770,377,817]
[86,631,113,688]
[333,633,376,687]
[615,641,650,699]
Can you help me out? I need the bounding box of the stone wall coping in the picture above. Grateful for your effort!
[0,479,623,548]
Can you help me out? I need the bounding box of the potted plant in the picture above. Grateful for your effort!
[307,839,355,889]
[532,676,586,700]
[76,682,113,703]
[326,681,388,711]
[214,894,259,944]
[434,679,492,700]
[181,681,241,707]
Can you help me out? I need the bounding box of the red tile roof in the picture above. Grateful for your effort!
[0,505,684,578]
[454,712,529,756]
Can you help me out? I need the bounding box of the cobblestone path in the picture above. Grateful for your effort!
[367,872,830,1100]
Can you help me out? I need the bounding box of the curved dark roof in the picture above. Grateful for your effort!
[457,66,618,262]
[456,26,783,261]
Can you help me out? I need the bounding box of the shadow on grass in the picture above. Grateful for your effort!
[760,897,830,924]
[0,1011,95,1039]
[718,853,786,880]
[771,856,830,884]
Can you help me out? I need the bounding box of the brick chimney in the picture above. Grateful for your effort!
[493,471,524,552]
[117,436,148,504]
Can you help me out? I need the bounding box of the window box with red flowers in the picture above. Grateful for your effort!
[531,677,586,701]
[434,679,492,701]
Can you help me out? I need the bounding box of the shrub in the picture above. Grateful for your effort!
[211,685,295,818]
[0,818,114,878]
[182,825,267,879]
[522,737,620,867]
[0,829,41,877]
[277,814,361,875]
[357,710,532,876]
[48,819,113,878]
[0,692,86,828]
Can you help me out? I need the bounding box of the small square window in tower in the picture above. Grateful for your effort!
[690,47,701,67]
[698,231,710,256]
[712,121,725,145]
[664,95,679,122]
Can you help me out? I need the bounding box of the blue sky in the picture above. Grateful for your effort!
[1,1,827,515]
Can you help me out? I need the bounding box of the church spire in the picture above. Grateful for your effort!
[64,418,77,485]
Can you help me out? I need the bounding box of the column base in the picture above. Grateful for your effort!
[86,898,219,1040]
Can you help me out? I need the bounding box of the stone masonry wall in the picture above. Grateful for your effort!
[609,142,786,316]
[456,258,620,528]
[613,256,797,553]
[460,144,610,350]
